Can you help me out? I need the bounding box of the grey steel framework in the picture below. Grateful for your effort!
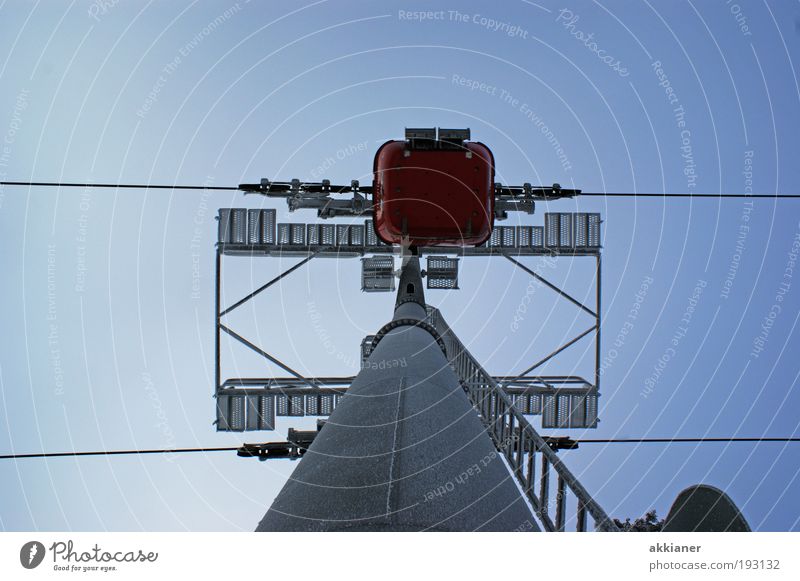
[215,210,602,433]
[214,209,613,531]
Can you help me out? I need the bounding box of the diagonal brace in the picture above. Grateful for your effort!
[504,254,597,318]
[219,324,319,389]
[220,249,326,317]
[513,325,598,379]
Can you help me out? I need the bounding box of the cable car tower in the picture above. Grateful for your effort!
[0,125,767,531]
[214,128,615,531]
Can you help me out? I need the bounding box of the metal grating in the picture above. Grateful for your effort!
[569,394,587,429]
[276,394,306,416]
[545,213,575,248]
[215,394,231,430]
[365,220,379,246]
[307,224,320,245]
[215,394,246,431]
[290,223,305,245]
[361,256,395,292]
[305,394,320,415]
[588,214,601,247]
[512,394,527,413]
[426,257,459,289]
[231,210,247,243]
[428,278,457,289]
[289,394,304,416]
[216,390,348,431]
[245,209,277,245]
[229,396,245,430]
[532,226,544,248]
[276,394,288,415]
[530,394,543,415]
[277,223,290,245]
[319,393,335,415]
[336,225,350,246]
[485,226,516,247]
[245,396,260,430]
[218,211,594,254]
[545,213,558,248]
[259,395,276,430]
[556,394,570,428]
[350,224,365,246]
[260,210,276,244]
[585,393,598,427]
[306,223,336,246]
[218,209,247,244]
[511,391,603,419]
[574,213,588,247]
[539,392,597,429]
[335,224,365,246]
[217,209,232,243]
[277,223,307,245]
[500,226,516,247]
[517,226,533,247]
[247,210,261,244]
[306,393,336,416]
[559,213,572,247]
[542,394,556,428]
[515,393,543,415]
[321,224,336,245]
[574,213,601,247]
[246,395,276,430]
[217,393,275,431]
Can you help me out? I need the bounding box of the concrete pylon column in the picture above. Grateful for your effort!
[257,256,536,531]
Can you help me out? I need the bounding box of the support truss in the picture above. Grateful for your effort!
[499,252,602,428]
[214,239,602,431]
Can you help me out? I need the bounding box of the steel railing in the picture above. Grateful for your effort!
[426,307,618,532]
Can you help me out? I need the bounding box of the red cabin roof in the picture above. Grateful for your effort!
[372,128,495,247]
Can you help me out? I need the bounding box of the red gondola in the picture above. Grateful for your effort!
[372,128,495,246]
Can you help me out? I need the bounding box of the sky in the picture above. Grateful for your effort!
[1,0,799,531]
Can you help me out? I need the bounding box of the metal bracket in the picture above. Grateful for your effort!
[239,177,579,221]
[239,178,374,219]
[236,421,326,460]
[543,436,579,451]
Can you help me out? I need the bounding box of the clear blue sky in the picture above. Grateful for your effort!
[1,0,799,531]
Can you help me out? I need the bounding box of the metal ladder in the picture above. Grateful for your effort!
[426,306,618,532]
